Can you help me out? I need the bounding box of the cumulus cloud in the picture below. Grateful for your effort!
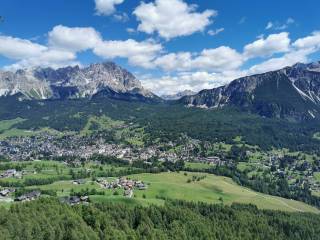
[243,32,290,59]
[0,35,78,70]
[0,25,164,70]
[193,47,244,71]
[248,49,313,75]
[292,31,320,50]
[153,52,192,71]
[133,0,217,40]
[94,0,124,16]
[4,50,78,70]
[0,36,47,59]
[154,46,243,72]
[48,25,102,52]
[153,32,292,73]
[93,39,162,68]
[247,31,320,75]
[140,70,244,95]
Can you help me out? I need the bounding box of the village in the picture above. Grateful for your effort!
[96,177,148,198]
[0,131,229,166]
[0,165,149,205]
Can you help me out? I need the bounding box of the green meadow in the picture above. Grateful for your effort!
[1,160,319,213]
[124,172,319,213]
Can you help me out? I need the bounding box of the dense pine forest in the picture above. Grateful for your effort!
[0,198,320,240]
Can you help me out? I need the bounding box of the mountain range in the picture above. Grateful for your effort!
[1,61,320,121]
[180,62,320,121]
[0,62,156,101]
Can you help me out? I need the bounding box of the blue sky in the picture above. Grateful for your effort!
[0,0,320,94]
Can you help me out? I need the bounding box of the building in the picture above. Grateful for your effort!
[15,191,41,202]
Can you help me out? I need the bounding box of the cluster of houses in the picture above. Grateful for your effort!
[14,191,41,202]
[0,169,21,179]
[198,156,225,166]
[0,129,210,164]
[61,195,89,205]
[97,177,148,198]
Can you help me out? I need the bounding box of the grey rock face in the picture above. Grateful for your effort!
[0,62,155,100]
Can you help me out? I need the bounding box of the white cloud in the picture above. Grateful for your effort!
[48,25,102,52]
[0,34,78,70]
[265,22,273,30]
[247,31,320,75]
[0,36,47,59]
[141,70,244,95]
[248,49,313,75]
[292,31,320,50]
[154,52,192,71]
[193,47,243,71]
[265,18,295,31]
[94,0,124,16]
[93,39,163,68]
[243,32,290,59]
[208,28,224,36]
[126,28,136,34]
[4,50,78,70]
[113,12,129,22]
[133,0,217,40]
[154,46,243,72]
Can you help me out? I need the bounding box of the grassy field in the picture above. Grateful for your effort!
[33,173,319,213]
[0,118,31,139]
[80,115,124,136]
[185,162,213,170]
[0,118,25,131]
[124,172,319,213]
[0,118,64,140]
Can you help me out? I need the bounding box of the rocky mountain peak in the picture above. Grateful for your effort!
[0,62,155,101]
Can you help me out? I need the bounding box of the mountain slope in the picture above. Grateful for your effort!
[0,62,158,101]
[180,62,320,121]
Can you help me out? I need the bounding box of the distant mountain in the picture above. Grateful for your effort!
[180,62,320,121]
[162,90,196,100]
[0,62,158,101]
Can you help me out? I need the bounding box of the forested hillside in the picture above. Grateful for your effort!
[0,198,320,240]
[0,95,320,152]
